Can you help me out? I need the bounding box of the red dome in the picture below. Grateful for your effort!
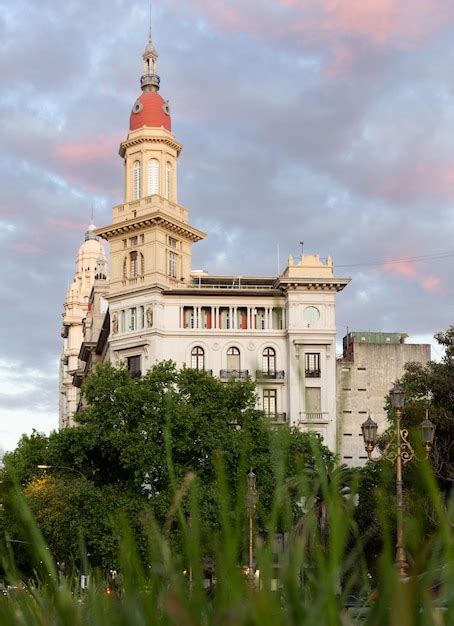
[129,91,172,132]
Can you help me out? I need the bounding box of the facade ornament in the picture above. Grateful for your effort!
[146,306,153,328]
[112,313,118,334]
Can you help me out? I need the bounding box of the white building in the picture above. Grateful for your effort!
[59,225,107,427]
[61,37,350,451]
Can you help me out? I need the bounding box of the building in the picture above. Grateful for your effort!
[59,36,351,451]
[337,332,431,466]
[59,225,107,427]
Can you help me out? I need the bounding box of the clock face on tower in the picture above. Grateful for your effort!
[303,306,320,323]
[132,100,143,114]
[162,101,171,116]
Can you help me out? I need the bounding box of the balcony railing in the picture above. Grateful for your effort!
[129,370,142,379]
[256,370,285,380]
[220,369,249,379]
[305,369,321,378]
[265,412,288,424]
[299,412,330,422]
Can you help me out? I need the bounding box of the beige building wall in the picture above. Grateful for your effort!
[337,338,431,466]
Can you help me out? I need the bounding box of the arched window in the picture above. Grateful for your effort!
[226,346,240,370]
[129,251,138,277]
[133,160,141,199]
[165,162,172,200]
[128,251,144,278]
[148,158,160,195]
[262,347,276,373]
[191,346,205,370]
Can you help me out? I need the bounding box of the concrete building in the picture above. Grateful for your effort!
[55,35,350,451]
[337,332,431,466]
[59,225,107,427]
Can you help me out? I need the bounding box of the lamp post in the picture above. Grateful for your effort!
[361,384,435,577]
[37,464,85,478]
[246,469,258,586]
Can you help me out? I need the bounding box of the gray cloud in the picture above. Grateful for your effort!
[1,0,454,449]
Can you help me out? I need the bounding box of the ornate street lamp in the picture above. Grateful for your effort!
[246,469,258,586]
[360,384,436,577]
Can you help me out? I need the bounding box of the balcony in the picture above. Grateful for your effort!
[305,369,321,378]
[129,370,142,379]
[299,412,330,423]
[265,412,288,425]
[220,369,249,380]
[256,370,285,380]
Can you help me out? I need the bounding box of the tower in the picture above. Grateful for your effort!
[59,225,107,427]
[96,36,206,294]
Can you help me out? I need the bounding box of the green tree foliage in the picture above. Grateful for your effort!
[400,326,454,490]
[2,362,332,573]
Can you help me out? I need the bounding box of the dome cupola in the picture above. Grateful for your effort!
[129,35,171,132]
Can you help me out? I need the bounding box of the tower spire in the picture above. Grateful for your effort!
[141,24,160,93]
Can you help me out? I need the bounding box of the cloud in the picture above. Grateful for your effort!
[2,0,454,452]
[54,136,119,165]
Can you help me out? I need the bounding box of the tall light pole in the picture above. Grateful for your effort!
[361,384,436,577]
[246,469,258,586]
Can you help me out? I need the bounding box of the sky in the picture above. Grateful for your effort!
[1,0,453,453]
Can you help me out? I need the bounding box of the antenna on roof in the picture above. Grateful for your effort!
[148,2,152,41]
[300,241,304,254]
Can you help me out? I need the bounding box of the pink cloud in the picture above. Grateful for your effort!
[384,260,417,278]
[383,258,442,293]
[54,135,118,165]
[174,0,454,76]
[421,275,441,293]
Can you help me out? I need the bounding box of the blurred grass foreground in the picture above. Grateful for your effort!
[1,450,453,626]
[0,364,453,625]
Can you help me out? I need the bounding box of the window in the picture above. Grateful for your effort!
[139,306,145,329]
[128,251,144,278]
[165,162,171,199]
[120,310,126,333]
[133,161,141,199]
[226,346,240,370]
[123,239,127,249]
[128,307,137,331]
[168,236,178,248]
[201,307,212,329]
[148,158,160,195]
[168,251,177,278]
[127,355,141,378]
[305,387,321,415]
[130,236,138,247]
[191,346,205,370]
[237,307,248,329]
[220,307,230,329]
[305,353,320,377]
[123,258,127,279]
[262,347,276,373]
[183,306,194,329]
[263,389,277,415]
[130,251,138,277]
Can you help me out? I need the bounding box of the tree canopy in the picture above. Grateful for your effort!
[2,362,333,573]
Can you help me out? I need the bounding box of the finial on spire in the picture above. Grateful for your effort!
[148,2,152,42]
[141,12,160,93]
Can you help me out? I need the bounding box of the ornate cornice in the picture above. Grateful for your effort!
[95,210,206,242]
[119,134,182,157]
[275,277,350,292]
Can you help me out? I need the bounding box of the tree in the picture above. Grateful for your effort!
[2,362,333,573]
[400,326,454,490]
